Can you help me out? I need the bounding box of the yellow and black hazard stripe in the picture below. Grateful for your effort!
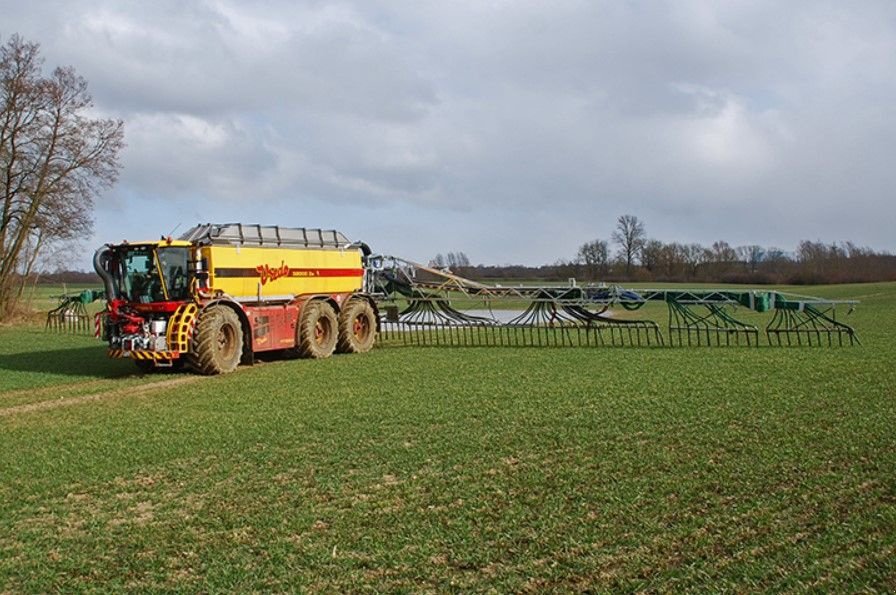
[108,349,180,361]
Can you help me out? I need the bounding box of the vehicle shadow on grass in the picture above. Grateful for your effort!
[0,345,311,379]
[0,345,138,378]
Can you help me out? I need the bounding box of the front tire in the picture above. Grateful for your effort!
[296,301,338,359]
[187,305,243,375]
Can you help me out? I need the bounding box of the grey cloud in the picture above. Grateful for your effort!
[3,0,896,267]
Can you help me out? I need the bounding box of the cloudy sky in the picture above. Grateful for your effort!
[4,1,896,268]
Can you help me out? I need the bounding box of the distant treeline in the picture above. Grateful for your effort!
[33,238,896,287]
[34,270,101,285]
[444,215,896,285]
[451,239,896,285]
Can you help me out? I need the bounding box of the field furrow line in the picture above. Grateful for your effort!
[0,379,119,403]
[0,376,200,418]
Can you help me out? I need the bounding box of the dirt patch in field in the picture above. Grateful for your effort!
[0,376,200,418]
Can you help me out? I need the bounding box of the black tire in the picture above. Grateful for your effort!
[336,299,377,354]
[187,305,243,375]
[296,301,338,359]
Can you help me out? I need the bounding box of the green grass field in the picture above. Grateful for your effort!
[1,283,894,591]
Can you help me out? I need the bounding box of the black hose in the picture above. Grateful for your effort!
[93,245,118,300]
[358,242,372,257]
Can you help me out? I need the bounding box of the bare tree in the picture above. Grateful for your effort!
[434,252,470,269]
[0,35,123,318]
[611,214,646,276]
[842,241,872,259]
[576,239,609,279]
[711,240,737,264]
[736,245,765,273]
[682,243,710,279]
[640,239,663,274]
[708,240,737,278]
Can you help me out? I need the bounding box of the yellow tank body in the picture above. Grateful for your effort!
[203,244,363,300]
[175,223,365,302]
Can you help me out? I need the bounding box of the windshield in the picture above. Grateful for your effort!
[157,247,190,300]
[116,246,190,303]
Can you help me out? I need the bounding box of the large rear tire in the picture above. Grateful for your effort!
[187,305,243,375]
[336,299,377,354]
[296,301,338,359]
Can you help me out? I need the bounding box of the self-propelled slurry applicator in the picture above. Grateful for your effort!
[46,222,859,374]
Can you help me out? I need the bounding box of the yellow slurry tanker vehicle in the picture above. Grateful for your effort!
[91,223,377,374]
[48,221,860,375]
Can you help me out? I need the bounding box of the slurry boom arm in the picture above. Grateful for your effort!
[366,255,859,347]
